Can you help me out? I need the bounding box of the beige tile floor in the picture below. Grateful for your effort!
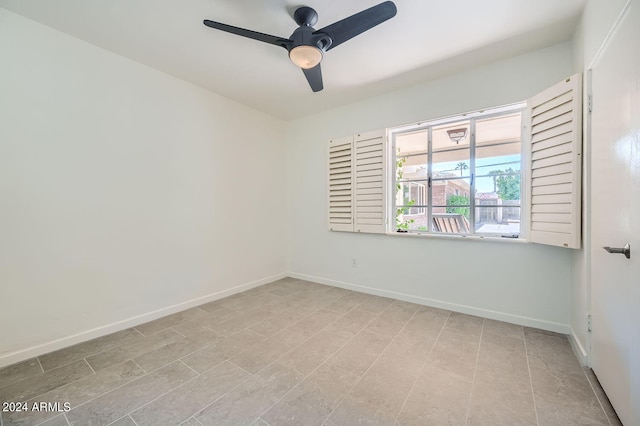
[0,278,622,426]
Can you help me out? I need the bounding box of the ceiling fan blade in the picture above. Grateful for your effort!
[203,20,292,49]
[302,64,323,92]
[315,1,397,51]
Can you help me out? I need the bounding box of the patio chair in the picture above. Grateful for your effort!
[432,213,471,234]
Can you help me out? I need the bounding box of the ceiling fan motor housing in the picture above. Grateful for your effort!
[289,25,332,53]
[293,6,318,26]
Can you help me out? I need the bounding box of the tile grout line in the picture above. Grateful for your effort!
[178,359,201,377]
[158,299,330,376]
[187,375,254,425]
[132,292,330,380]
[463,318,485,426]
[32,332,147,375]
[124,290,331,424]
[33,415,50,426]
[129,360,256,425]
[27,359,146,426]
[211,291,349,372]
[36,356,45,374]
[206,295,327,344]
[120,360,244,425]
[177,310,325,426]
[148,338,225,373]
[228,361,255,377]
[522,329,541,426]
[581,367,614,426]
[126,328,234,376]
[392,310,452,425]
[200,311,270,339]
[194,300,370,423]
[61,359,191,418]
[169,326,188,339]
[191,415,205,426]
[35,414,75,426]
[253,302,386,422]
[21,357,87,384]
[321,304,425,425]
[82,329,184,372]
[143,282,344,352]
[202,325,221,336]
[156,296,312,356]
[133,308,215,337]
[105,414,129,426]
[130,359,148,375]
[84,358,97,375]
[9,359,97,408]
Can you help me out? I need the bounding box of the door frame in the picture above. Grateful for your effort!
[584,2,635,424]
[576,0,633,370]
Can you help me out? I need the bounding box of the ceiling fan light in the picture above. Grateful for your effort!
[447,128,468,144]
[289,45,323,69]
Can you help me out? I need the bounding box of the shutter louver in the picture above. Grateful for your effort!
[354,130,386,233]
[328,136,354,231]
[527,74,582,248]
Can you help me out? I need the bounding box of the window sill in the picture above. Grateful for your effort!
[387,231,528,244]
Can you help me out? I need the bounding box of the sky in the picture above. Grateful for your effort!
[433,154,521,193]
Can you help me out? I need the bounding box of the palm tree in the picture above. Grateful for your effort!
[455,162,468,176]
[488,169,503,192]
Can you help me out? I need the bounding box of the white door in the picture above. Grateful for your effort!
[590,2,640,424]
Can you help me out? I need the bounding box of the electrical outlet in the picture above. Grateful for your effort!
[352,258,357,268]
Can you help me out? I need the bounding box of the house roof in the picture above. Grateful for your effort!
[477,192,500,200]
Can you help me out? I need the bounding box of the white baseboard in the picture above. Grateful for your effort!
[0,272,287,369]
[1,270,574,369]
[289,272,571,334]
[569,327,590,366]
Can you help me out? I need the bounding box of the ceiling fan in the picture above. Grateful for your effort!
[203,1,397,92]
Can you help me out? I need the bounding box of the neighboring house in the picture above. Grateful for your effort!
[400,171,519,231]
[431,173,471,213]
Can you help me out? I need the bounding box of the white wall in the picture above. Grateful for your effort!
[0,9,287,365]
[286,43,575,331]
[570,0,630,364]
[573,0,631,71]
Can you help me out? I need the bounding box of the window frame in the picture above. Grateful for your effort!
[388,103,527,239]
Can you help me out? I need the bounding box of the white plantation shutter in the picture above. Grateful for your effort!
[328,130,387,233]
[354,130,386,233]
[328,136,354,231]
[527,74,582,248]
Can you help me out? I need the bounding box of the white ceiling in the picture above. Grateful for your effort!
[0,0,586,120]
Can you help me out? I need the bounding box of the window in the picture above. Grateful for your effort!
[328,74,582,248]
[392,107,524,236]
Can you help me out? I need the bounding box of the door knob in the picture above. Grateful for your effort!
[603,243,631,259]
